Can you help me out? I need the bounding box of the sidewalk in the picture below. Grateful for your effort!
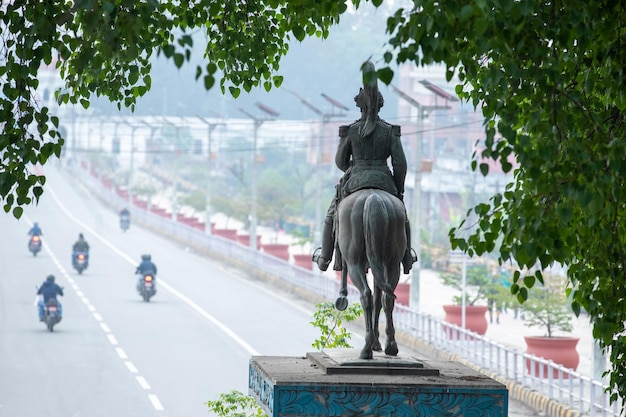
[413,268,601,381]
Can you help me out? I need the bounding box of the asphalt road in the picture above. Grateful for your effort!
[0,165,319,417]
[0,164,537,417]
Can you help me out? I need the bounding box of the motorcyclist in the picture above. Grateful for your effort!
[28,222,43,237]
[37,274,63,321]
[119,208,130,230]
[135,254,157,290]
[72,233,90,266]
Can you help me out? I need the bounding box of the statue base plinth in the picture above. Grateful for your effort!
[249,349,508,417]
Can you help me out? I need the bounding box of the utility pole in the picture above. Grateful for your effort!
[282,88,348,250]
[238,103,279,250]
[391,83,454,312]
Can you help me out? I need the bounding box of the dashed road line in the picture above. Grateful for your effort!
[32,227,164,411]
[136,376,151,390]
[116,348,128,359]
[148,395,164,411]
[125,361,138,374]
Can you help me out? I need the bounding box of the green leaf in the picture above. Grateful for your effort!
[12,206,23,219]
[377,67,394,85]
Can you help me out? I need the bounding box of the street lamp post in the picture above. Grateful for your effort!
[162,118,182,222]
[238,103,279,250]
[140,119,160,212]
[283,88,347,249]
[120,118,140,210]
[197,115,226,236]
[391,84,453,312]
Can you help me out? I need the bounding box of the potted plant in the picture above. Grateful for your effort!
[439,263,496,336]
[521,273,578,377]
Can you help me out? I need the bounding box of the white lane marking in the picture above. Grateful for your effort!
[107,334,118,345]
[93,313,103,321]
[100,323,111,333]
[76,290,84,297]
[47,186,260,356]
[148,394,164,411]
[159,281,260,355]
[125,361,138,374]
[136,376,151,390]
[87,304,96,312]
[116,348,128,359]
[81,297,90,305]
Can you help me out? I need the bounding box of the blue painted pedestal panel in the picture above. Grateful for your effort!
[249,350,508,417]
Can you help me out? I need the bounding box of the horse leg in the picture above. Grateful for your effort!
[382,290,398,355]
[372,284,382,351]
[359,287,374,359]
[383,263,401,356]
[334,264,349,311]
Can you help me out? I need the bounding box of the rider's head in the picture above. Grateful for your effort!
[46,274,55,283]
[34,222,38,227]
[79,233,84,240]
[141,254,151,261]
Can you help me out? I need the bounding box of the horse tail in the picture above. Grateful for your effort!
[364,193,396,297]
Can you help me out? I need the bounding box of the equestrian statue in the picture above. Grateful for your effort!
[312,61,417,359]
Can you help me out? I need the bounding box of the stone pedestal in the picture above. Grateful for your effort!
[249,349,508,417]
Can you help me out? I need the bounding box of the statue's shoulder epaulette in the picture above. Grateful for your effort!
[339,121,359,138]
[377,118,401,136]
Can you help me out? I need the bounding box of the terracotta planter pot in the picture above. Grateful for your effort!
[443,305,489,339]
[262,243,290,261]
[213,228,238,241]
[524,336,580,378]
[395,283,410,306]
[236,234,262,248]
[293,254,313,270]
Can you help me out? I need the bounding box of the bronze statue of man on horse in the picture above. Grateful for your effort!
[312,61,417,276]
[312,61,417,359]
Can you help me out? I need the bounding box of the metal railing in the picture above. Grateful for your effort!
[80,168,621,417]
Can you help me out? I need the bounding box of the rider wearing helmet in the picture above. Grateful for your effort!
[135,254,157,290]
[72,233,90,266]
[36,274,64,321]
[28,222,42,237]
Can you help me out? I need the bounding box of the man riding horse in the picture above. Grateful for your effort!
[313,61,417,274]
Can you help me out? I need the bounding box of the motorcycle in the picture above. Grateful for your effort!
[28,235,42,256]
[73,251,89,275]
[43,299,61,332]
[138,273,156,302]
[120,215,130,232]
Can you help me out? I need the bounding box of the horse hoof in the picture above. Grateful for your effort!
[372,341,382,351]
[385,342,399,356]
[359,349,373,360]
[335,296,348,311]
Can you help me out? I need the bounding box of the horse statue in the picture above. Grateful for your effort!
[334,188,407,360]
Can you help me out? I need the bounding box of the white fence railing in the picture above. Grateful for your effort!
[80,168,621,417]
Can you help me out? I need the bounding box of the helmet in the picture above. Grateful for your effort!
[46,274,55,282]
[79,233,84,239]
[141,254,151,261]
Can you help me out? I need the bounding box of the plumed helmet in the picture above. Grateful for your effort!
[141,254,151,261]
[46,274,55,282]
